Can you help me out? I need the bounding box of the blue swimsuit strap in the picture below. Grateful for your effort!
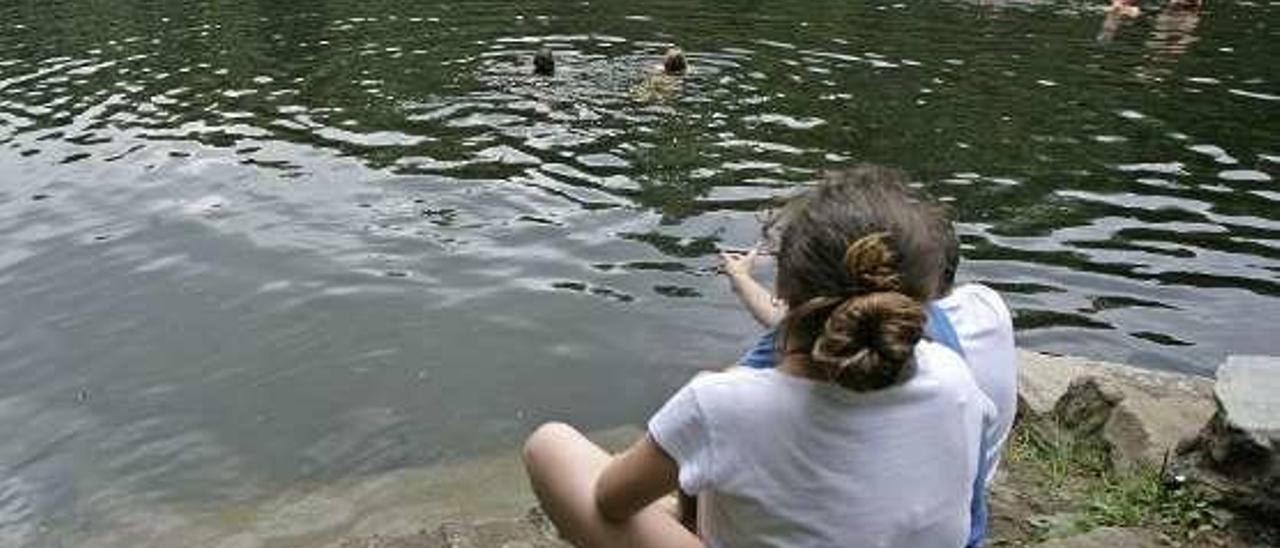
[926,304,989,548]
[923,303,965,359]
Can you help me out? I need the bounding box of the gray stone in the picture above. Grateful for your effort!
[1215,356,1280,445]
[1018,350,1095,419]
[1019,351,1215,470]
[1018,351,1212,418]
[1176,355,1280,519]
[1034,526,1163,548]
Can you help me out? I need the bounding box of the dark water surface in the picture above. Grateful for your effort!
[1,0,1277,544]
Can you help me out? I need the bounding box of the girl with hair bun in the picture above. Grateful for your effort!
[523,167,1003,548]
[725,167,1018,547]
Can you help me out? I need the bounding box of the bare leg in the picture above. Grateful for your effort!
[522,422,704,548]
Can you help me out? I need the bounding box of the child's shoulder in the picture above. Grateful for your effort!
[678,368,798,411]
[940,283,1012,322]
[948,282,1005,303]
[914,341,994,407]
[914,340,972,379]
[686,367,775,392]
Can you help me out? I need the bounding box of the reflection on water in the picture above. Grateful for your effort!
[1135,3,1204,82]
[0,0,1278,545]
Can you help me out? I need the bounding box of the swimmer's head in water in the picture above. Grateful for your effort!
[663,47,688,75]
[533,48,554,76]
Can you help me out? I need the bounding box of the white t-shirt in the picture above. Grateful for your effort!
[649,341,998,548]
[933,283,1018,484]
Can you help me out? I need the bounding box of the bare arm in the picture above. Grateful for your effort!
[729,269,781,327]
[721,249,782,327]
[594,434,681,522]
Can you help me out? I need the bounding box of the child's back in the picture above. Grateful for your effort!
[523,168,1000,548]
[652,341,994,547]
[934,284,1017,475]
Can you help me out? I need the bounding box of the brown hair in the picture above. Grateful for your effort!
[663,47,688,75]
[770,166,952,391]
[936,203,960,295]
[533,48,555,76]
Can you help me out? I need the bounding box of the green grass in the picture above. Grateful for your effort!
[1005,421,1108,492]
[1003,420,1224,543]
[1078,467,1226,543]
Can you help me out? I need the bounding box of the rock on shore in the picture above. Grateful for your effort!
[1175,355,1280,520]
[1017,350,1216,470]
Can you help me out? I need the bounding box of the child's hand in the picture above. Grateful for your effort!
[719,246,782,326]
[719,248,759,279]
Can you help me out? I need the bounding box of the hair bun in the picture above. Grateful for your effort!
[843,232,901,294]
[810,291,924,391]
